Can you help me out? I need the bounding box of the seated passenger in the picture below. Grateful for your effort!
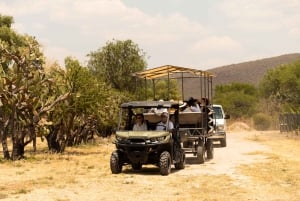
[133,113,148,131]
[183,97,200,112]
[200,97,210,113]
[156,112,174,131]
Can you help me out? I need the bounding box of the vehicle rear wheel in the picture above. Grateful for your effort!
[220,137,227,147]
[175,149,185,170]
[110,150,122,174]
[197,142,205,164]
[206,139,214,159]
[159,151,171,176]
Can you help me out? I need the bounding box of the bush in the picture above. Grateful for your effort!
[252,113,272,131]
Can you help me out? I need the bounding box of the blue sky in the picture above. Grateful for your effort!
[1,0,300,70]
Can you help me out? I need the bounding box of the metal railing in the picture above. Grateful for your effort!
[279,113,300,133]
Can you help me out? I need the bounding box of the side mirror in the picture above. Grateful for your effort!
[111,127,117,134]
[224,114,230,119]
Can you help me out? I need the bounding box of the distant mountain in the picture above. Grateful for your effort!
[207,53,300,87]
[179,53,300,100]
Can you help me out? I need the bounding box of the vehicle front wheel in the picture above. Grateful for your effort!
[220,137,227,147]
[159,151,171,176]
[110,150,122,174]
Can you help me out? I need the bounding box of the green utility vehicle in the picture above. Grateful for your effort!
[110,101,185,176]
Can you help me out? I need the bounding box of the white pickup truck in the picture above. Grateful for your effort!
[211,104,230,147]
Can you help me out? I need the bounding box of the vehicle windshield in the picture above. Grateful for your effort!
[118,107,173,131]
[213,107,223,119]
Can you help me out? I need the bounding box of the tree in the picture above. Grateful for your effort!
[44,57,125,151]
[0,15,68,160]
[0,15,46,158]
[43,58,99,151]
[150,79,181,101]
[0,14,13,28]
[87,39,147,93]
[214,83,257,118]
[0,35,45,159]
[259,61,300,112]
[0,14,24,72]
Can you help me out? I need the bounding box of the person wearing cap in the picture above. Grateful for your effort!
[150,107,168,115]
[156,112,174,131]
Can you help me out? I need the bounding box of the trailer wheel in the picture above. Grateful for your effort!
[197,143,205,164]
[175,149,185,170]
[206,139,214,159]
[159,151,171,176]
[110,150,122,174]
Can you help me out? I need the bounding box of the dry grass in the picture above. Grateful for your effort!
[238,131,300,200]
[0,136,115,198]
[0,131,300,201]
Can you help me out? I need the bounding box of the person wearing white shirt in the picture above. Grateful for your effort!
[156,112,174,131]
[186,97,201,112]
[133,114,148,131]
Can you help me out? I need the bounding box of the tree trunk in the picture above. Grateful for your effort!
[32,136,36,152]
[1,118,11,159]
[1,129,10,160]
[46,124,68,153]
[46,126,61,153]
[11,126,26,160]
[11,138,25,160]
[22,125,36,152]
[10,108,26,160]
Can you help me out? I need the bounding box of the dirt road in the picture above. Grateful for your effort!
[180,131,269,176]
[1,129,299,201]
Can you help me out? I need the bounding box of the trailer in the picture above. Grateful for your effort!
[132,65,215,163]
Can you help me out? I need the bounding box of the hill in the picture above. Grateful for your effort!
[180,53,300,100]
[206,53,300,87]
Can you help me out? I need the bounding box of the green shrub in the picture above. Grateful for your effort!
[253,113,271,131]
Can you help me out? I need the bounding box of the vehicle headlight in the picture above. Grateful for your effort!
[150,136,166,142]
[116,136,126,141]
[217,125,225,131]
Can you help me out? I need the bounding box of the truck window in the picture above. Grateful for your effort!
[213,107,223,119]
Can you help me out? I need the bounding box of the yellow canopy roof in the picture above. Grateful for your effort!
[132,65,214,79]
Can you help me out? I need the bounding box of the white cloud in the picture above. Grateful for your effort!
[1,0,300,69]
[289,27,300,36]
[43,46,72,64]
[2,0,212,67]
[192,36,242,53]
[219,0,300,32]
[0,1,50,17]
[49,0,130,21]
